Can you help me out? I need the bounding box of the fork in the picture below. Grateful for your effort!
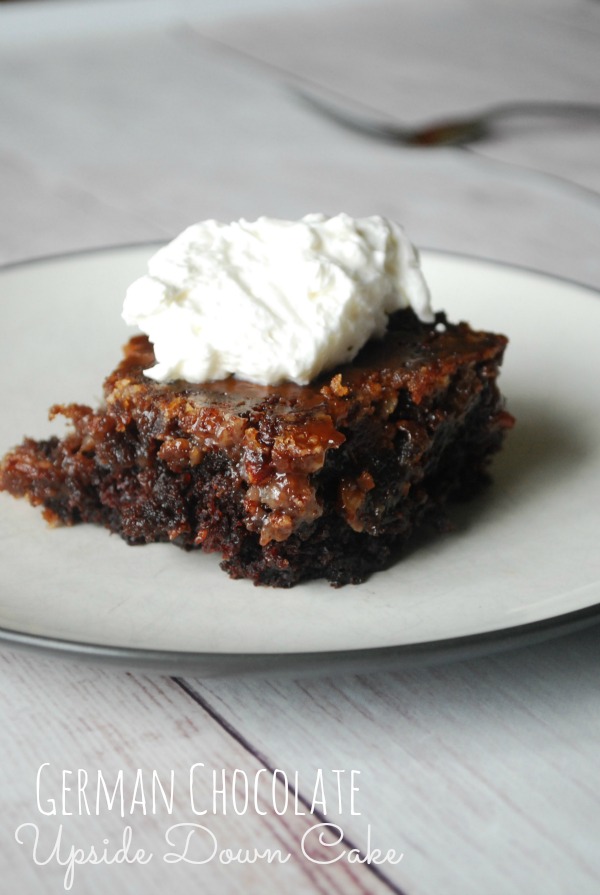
[295,89,600,147]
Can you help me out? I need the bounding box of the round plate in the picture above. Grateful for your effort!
[1,247,599,672]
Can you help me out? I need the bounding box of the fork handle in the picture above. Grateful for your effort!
[486,101,600,121]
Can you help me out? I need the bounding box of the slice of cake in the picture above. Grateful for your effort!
[0,215,513,587]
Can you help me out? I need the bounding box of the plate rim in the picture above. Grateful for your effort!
[2,239,600,297]
[1,600,600,674]
[1,243,599,672]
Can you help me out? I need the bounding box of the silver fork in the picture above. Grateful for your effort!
[295,89,600,147]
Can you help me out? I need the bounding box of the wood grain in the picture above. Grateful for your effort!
[1,19,599,288]
[183,624,600,895]
[0,651,394,894]
[201,0,600,192]
[1,2,600,893]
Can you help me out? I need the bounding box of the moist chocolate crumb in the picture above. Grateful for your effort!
[0,309,514,587]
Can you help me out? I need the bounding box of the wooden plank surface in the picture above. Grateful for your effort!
[200,0,600,192]
[0,13,599,287]
[0,651,395,894]
[184,624,600,894]
[1,2,599,893]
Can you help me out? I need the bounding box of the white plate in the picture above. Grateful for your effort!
[1,247,599,671]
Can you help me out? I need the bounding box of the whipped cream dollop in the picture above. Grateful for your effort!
[122,213,433,386]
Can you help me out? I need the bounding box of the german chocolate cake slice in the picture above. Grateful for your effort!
[0,215,513,586]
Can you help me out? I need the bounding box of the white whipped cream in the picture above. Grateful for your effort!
[122,213,433,386]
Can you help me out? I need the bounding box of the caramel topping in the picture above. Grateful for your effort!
[96,311,507,546]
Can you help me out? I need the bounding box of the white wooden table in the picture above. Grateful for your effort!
[1,1,600,892]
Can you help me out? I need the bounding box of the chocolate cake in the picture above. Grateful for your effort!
[0,309,513,587]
